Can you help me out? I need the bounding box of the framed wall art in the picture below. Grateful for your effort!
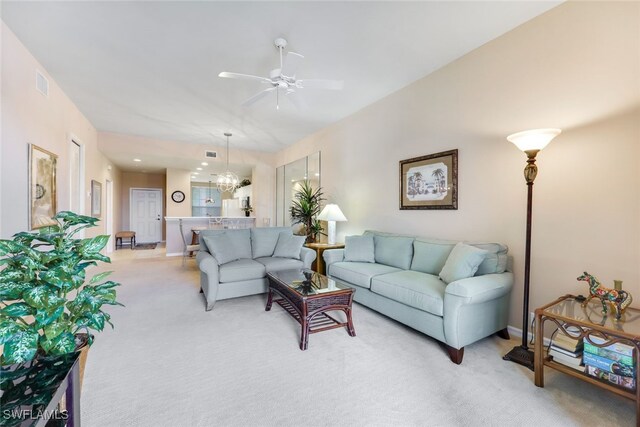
[91,180,102,218]
[29,144,58,229]
[399,149,458,210]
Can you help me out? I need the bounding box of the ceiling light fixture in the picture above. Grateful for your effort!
[216,133,239,193]
[205,180,214,204]
[201,162,208,166]
[133,158,141,162]
[196,167,202,171]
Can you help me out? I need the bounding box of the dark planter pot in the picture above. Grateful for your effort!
[245,211,250,217]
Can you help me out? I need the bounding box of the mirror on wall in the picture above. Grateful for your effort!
[275,152,321,227]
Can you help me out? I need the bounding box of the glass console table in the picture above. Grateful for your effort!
[534,294,640,422]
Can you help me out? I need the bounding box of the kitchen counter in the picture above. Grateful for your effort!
[165,216,256,256]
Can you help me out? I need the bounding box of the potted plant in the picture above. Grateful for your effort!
[0,211,122,379]
[241,205,253,217]
[290,180,325,243]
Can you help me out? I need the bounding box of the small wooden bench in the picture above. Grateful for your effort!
[115,231,136,249]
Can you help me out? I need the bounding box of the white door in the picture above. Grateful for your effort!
[131,189,162,243]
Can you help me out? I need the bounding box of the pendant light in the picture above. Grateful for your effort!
[205,180,214,204]
[216,132,239,193]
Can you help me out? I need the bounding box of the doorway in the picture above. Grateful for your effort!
[130,188,163,243]
[105,180,113,253]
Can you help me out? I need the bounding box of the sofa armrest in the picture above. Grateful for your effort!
[300,247,316,269]
[196,251,220,311]
[323,249,344,275]
[445,272,513,304]
[443,272,514,349]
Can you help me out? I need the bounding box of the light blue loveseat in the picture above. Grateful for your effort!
[324,230,513,364]
[196,227,316,311]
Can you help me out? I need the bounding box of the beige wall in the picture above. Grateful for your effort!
[0,22,122,244]
[276,2,640,330]
[120,172,166,239]
[166,168,191,217]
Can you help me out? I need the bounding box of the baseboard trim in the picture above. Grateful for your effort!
[507,324,552,346]
[166,252,182,257]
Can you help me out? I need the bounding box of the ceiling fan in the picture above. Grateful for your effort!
[219,38,344,109]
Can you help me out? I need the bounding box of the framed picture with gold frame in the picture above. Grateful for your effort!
[399,149,458,210]
[29,144,58,229]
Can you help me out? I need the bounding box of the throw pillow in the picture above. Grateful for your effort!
[203,234,239,265]
[273,233,306,260]
[439,242,488,284]
[344,235,375,263]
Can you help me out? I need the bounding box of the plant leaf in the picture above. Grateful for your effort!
[46,332,76,355]
[3,330,39,363]
[89,271,113,285]
[0,282,32,300]
[1,302,36,317]
[43,320,70,340]
[35,306,64,326]
[0,320,25,344]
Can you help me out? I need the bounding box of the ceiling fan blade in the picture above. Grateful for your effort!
[281,52,304,78]
[296,79,344,90]
[241,87,276,107]
[218,72,272,84]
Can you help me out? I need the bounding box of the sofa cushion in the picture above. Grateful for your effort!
[371,235,414,270]
[470,243,509,275]
[255,257,304,273]
[371,270,446,316]
[251,227,292,259]
[439,243,488,284]
[273,233,306,259]
[329,262,400,289]
[219,259,266,283]
[344,235,375,263]
[202,234,238,265]
[410,239,455,275]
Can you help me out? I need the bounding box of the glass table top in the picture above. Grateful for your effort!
[268,269,350,296]
[542,295,640,336]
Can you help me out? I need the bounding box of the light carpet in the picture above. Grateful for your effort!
[82,256,635,426]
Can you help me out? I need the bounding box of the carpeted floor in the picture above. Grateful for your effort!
[82,256,635,426]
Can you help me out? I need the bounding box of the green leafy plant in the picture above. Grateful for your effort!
[290,180,325,243]
[0,211,122,365]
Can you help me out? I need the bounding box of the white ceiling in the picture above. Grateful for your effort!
[2,1,560,156]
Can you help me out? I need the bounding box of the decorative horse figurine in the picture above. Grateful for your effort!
[577,272,632,320]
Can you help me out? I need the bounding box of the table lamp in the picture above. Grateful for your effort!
[503,128,561,370]
[317,204,347,245]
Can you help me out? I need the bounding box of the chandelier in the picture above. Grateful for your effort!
[216,132,239,193]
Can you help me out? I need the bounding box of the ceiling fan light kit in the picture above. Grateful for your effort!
[218,38,344,109]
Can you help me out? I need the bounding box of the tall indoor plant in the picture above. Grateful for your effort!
[290,180,325,243]
[0,211,122,365]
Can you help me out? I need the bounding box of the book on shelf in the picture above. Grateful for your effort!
[586,335,635,358]
[583,352,635,377]
[552,332,583,352]
[584,342,635,367]
[549,344,582,358]
[585,365,636,391]
[549,347,583,370]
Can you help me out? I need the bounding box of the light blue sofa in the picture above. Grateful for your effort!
[324,230,513,364]
[196,227,316,311]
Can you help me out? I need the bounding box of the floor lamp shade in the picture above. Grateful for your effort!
[317,204,347,245]
[503,128,561,370]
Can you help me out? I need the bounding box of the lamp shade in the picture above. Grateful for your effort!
[317,204,347,222]
[507,128,561,152]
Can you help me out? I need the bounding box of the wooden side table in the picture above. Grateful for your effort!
[304,243,344,275]
[534,294,640,423]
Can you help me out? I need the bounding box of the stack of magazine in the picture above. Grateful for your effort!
[549,328,584,370]
[583,335,636,391]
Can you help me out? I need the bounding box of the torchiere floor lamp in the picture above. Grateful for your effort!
[503,128,561,370]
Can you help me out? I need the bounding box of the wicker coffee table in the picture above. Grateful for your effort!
[265,269,356,350]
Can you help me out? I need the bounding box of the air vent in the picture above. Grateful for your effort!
[36,70,49,97]
[205,151,217,158]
